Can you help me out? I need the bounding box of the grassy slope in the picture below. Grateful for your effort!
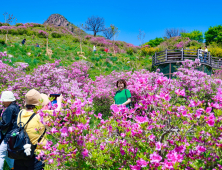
[0,33,153,79]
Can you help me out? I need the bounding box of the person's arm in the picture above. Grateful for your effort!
[55,94,63,111]
[122,98,131,106]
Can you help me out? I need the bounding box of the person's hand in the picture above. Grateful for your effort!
[57,94,63,103]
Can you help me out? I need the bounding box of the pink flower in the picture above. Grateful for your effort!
[206,119,215,126]
[166,151,183,163]
[136,158,148,167]
[150,152,162,163]
[82,149,89,158]
[155,142,162,151]
[98,113,102,119]
[135,116,148,124]
[120,149,125,156]
[162,160,173,169]
[121,133,126,138]
[51,127,58,134]
[100,143,106,150]
[110,104,120,113]
[48,159,54,164]
[147,125,154,130]
[130,165,141,170]
[175,89,185,97]
[195,108,204,118]
[60,127,68,137]
[68,126,75,133]
[149,134,155,141]
[189,100,197,107]
[196,145,206,154]
[206,107,212,113]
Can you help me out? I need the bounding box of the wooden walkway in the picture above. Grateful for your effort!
[152,48,222,69]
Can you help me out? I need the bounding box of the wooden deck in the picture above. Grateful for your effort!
[152,48,222,69]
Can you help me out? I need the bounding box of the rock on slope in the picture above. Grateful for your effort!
[44,14,80,33]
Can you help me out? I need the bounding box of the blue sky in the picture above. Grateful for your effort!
[1,0,221,45]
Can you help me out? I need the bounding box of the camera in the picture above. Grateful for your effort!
[50,94,61,106]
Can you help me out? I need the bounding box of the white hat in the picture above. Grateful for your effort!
[0,91,16,102]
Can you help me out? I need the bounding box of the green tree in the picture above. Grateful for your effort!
[143,37,164,47]
[181,30,204,43]
[205,25,222,45]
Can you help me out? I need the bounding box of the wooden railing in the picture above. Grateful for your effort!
[153,48,222,69]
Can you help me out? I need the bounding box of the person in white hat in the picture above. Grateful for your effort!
[0,91,20,170]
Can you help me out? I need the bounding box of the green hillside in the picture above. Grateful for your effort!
[0,23,153,79]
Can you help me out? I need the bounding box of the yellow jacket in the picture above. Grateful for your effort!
[17,109,49,151]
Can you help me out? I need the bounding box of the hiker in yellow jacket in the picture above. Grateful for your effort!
[15,89,62,170]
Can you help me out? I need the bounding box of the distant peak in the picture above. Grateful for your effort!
[44,14,78,33]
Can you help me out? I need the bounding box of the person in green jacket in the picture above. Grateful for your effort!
[114,79,131,108]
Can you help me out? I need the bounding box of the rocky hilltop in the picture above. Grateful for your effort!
[44,14,79,33]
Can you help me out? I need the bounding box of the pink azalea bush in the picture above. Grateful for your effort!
[0,51,7,60]
[39,61,221,169]
[38,30,49,38]
[0,59,89,103]
[158,36,200,50]
[0,57,222,169]
[84,35,140,54]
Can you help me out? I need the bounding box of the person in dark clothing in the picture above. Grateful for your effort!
[0,91,20,170]
[35,43,40,47]
[21,39,26,45]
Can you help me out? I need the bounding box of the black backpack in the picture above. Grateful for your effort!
[124,89,132,108]
[7,111,46,160]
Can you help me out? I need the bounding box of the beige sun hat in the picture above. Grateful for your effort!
[40,93,50,107]
[25,89,42,106]
[0,91,16,102]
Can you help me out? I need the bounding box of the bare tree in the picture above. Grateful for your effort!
[165,28,187,39]
[84,16,105,37]
[179,29,187,36]
[3,12,17,44]
[3,12,17,25]
[110,24,120,55]
[137,29,146,46]
[103,27,114,40]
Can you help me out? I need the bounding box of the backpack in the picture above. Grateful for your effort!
[7,110,46,160]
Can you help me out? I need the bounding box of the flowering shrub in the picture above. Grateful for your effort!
[209,46,222,57]
[126,47,134,55]
[51,32,62,38]
[140,46,159,56]
[158,36,201,50]
[37,30,49,38]
[30,59,222,169]
[0,60,89,104]
[1,49,222,169]
[0,51,7,59]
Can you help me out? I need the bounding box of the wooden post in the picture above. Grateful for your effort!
[181,48,184,61]
[208,52,211,65]
[165,49,167,62]
[197,49,199,59]
[154,52,156,65]
[46,38,48,51]
[169,63,171,79]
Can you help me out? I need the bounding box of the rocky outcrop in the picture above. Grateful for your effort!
[44,14,80,33]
